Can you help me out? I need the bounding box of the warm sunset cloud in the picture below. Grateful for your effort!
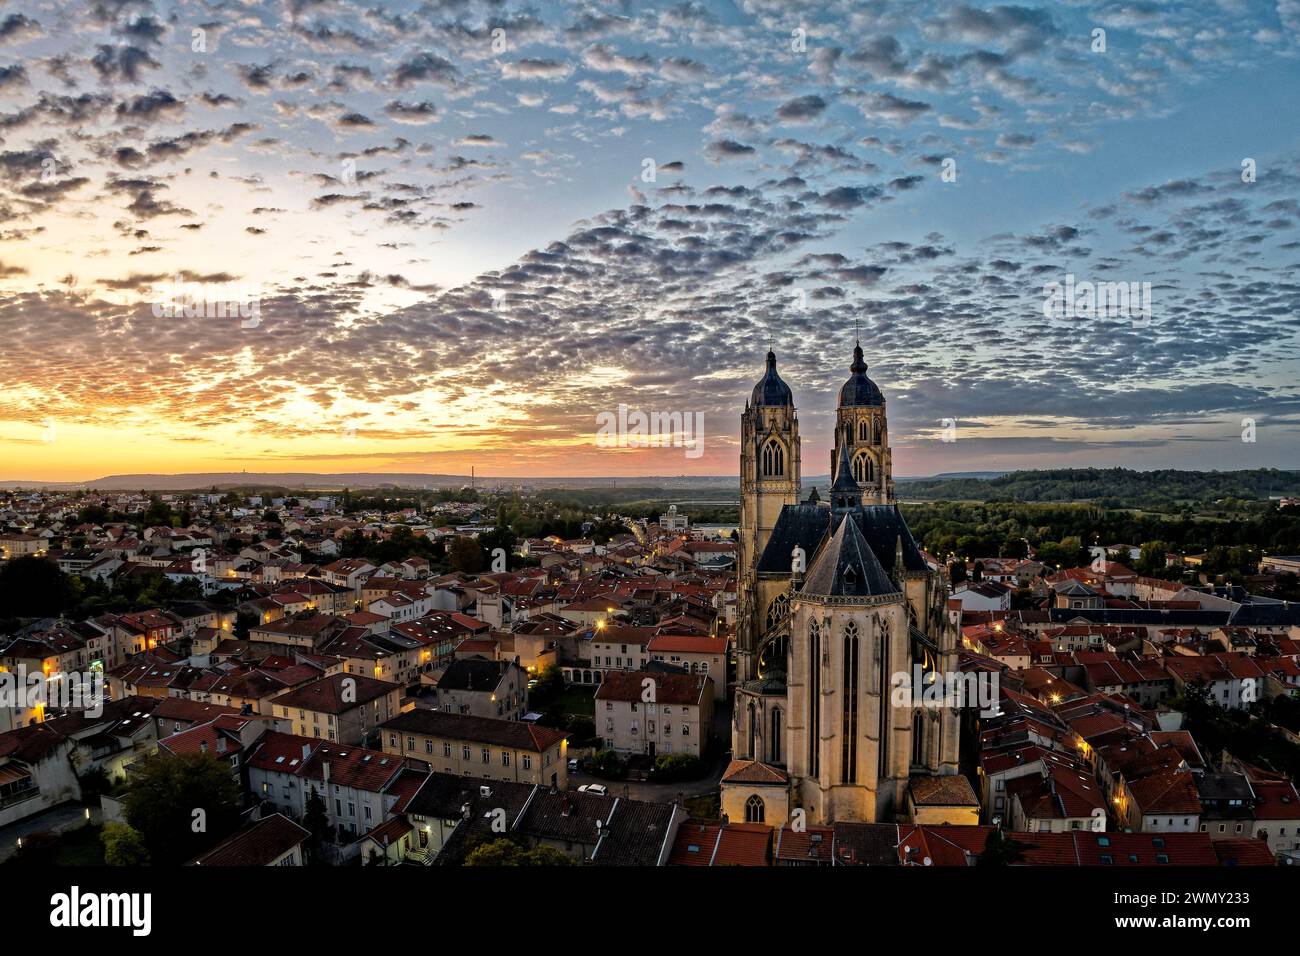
[1,1,1298,481]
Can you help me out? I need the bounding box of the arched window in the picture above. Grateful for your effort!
[766,593,789,631]
[852,453,874,484]
[858,420,868,441]
[761,439,785,477]
[808,620,821,778]
[747,700,757,759]
[745,794,766,823]
[912,710,925,766]
[874,419,883,445]
[770,707,782,764]
[841,621,860,783]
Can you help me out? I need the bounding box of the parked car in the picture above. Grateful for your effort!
[567,758,581,772]
[577,783,608,796]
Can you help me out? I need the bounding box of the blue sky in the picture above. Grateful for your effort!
[0,0,1298,480]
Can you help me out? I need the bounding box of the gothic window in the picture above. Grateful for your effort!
[747,701,757,759]
[912,710,925,766]
[745,794,766,823]
[857,419,868,442]
[766,593,789,631]
[770,707,782,764]
[761,439,785,477]
[841,621,860,784]
[874,419,883,445]
[852,452,874,484]
[808,620,821,778]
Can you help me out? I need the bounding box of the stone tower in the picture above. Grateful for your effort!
[737,350,800,684]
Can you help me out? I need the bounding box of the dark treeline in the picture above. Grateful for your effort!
[900,467,1300,505]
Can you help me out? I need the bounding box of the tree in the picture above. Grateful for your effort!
[123,752,242,865]
[448,536,484,573]
[528,665,566,708]
[102,822,150,866]
[977,828,1030,866]
[303,786,331,856]
[0,556,73,618]
[464,838,574,866]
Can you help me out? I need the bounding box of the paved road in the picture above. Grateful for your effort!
[0,801,96,864]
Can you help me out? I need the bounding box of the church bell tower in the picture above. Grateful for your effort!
[737,350,800,683]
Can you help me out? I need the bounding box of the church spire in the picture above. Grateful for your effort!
[830,436,861,514]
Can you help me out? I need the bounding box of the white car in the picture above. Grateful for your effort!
[577,783,608,796]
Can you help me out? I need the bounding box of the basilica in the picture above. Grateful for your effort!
[720,344,972,827]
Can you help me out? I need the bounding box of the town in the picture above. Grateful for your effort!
[3,348,1299,870]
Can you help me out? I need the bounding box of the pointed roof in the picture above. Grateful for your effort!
[800,512,897,599]
[830,438,860,495]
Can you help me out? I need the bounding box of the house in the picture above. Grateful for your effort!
[905,775,981,825]
[421,656,527,721]
[399,772,682,865]
[246,731,424,841]
[647,634,728,700]
[190,813,310,866]
[379,709,568,789]
[595,670,714,758]
[269,673,403,745]
[952,581,1012,613]
[1006,760,1106,833]
[0,696,161,827]
[1164,653,1266,710]
[589,625,657,675]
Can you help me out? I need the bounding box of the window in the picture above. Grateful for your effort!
[443,742,452,758]
[761,439,785,477]
[745,794,765,824]
[462,745,471,760]
[481,748,490,764]
[522,755,531,770]
[851,452,873,484]
[502,752,511,767]
[425,740,433,754]
[406,737,414,751]
[808,619,821,777]
[841,621,859,783]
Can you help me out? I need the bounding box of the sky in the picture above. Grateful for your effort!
[1,0,1299,482]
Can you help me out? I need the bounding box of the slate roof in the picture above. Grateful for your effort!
[756,501,926,577]
[799,511,897,599]
[750,350,793,407]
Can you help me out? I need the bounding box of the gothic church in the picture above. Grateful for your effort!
[721,344,967,827]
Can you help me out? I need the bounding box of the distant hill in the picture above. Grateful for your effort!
[0,472,743,492]
[899,467,1300,504]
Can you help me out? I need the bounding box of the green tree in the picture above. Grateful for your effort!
[123,752,242,865]
[102,822,151,866]
[449,537,484,573]
[464,838,574,866]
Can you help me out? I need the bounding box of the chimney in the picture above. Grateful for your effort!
[301,743,311,761]
[561,797,572,817]
[322,761,330,785]
[216,735,227,754]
